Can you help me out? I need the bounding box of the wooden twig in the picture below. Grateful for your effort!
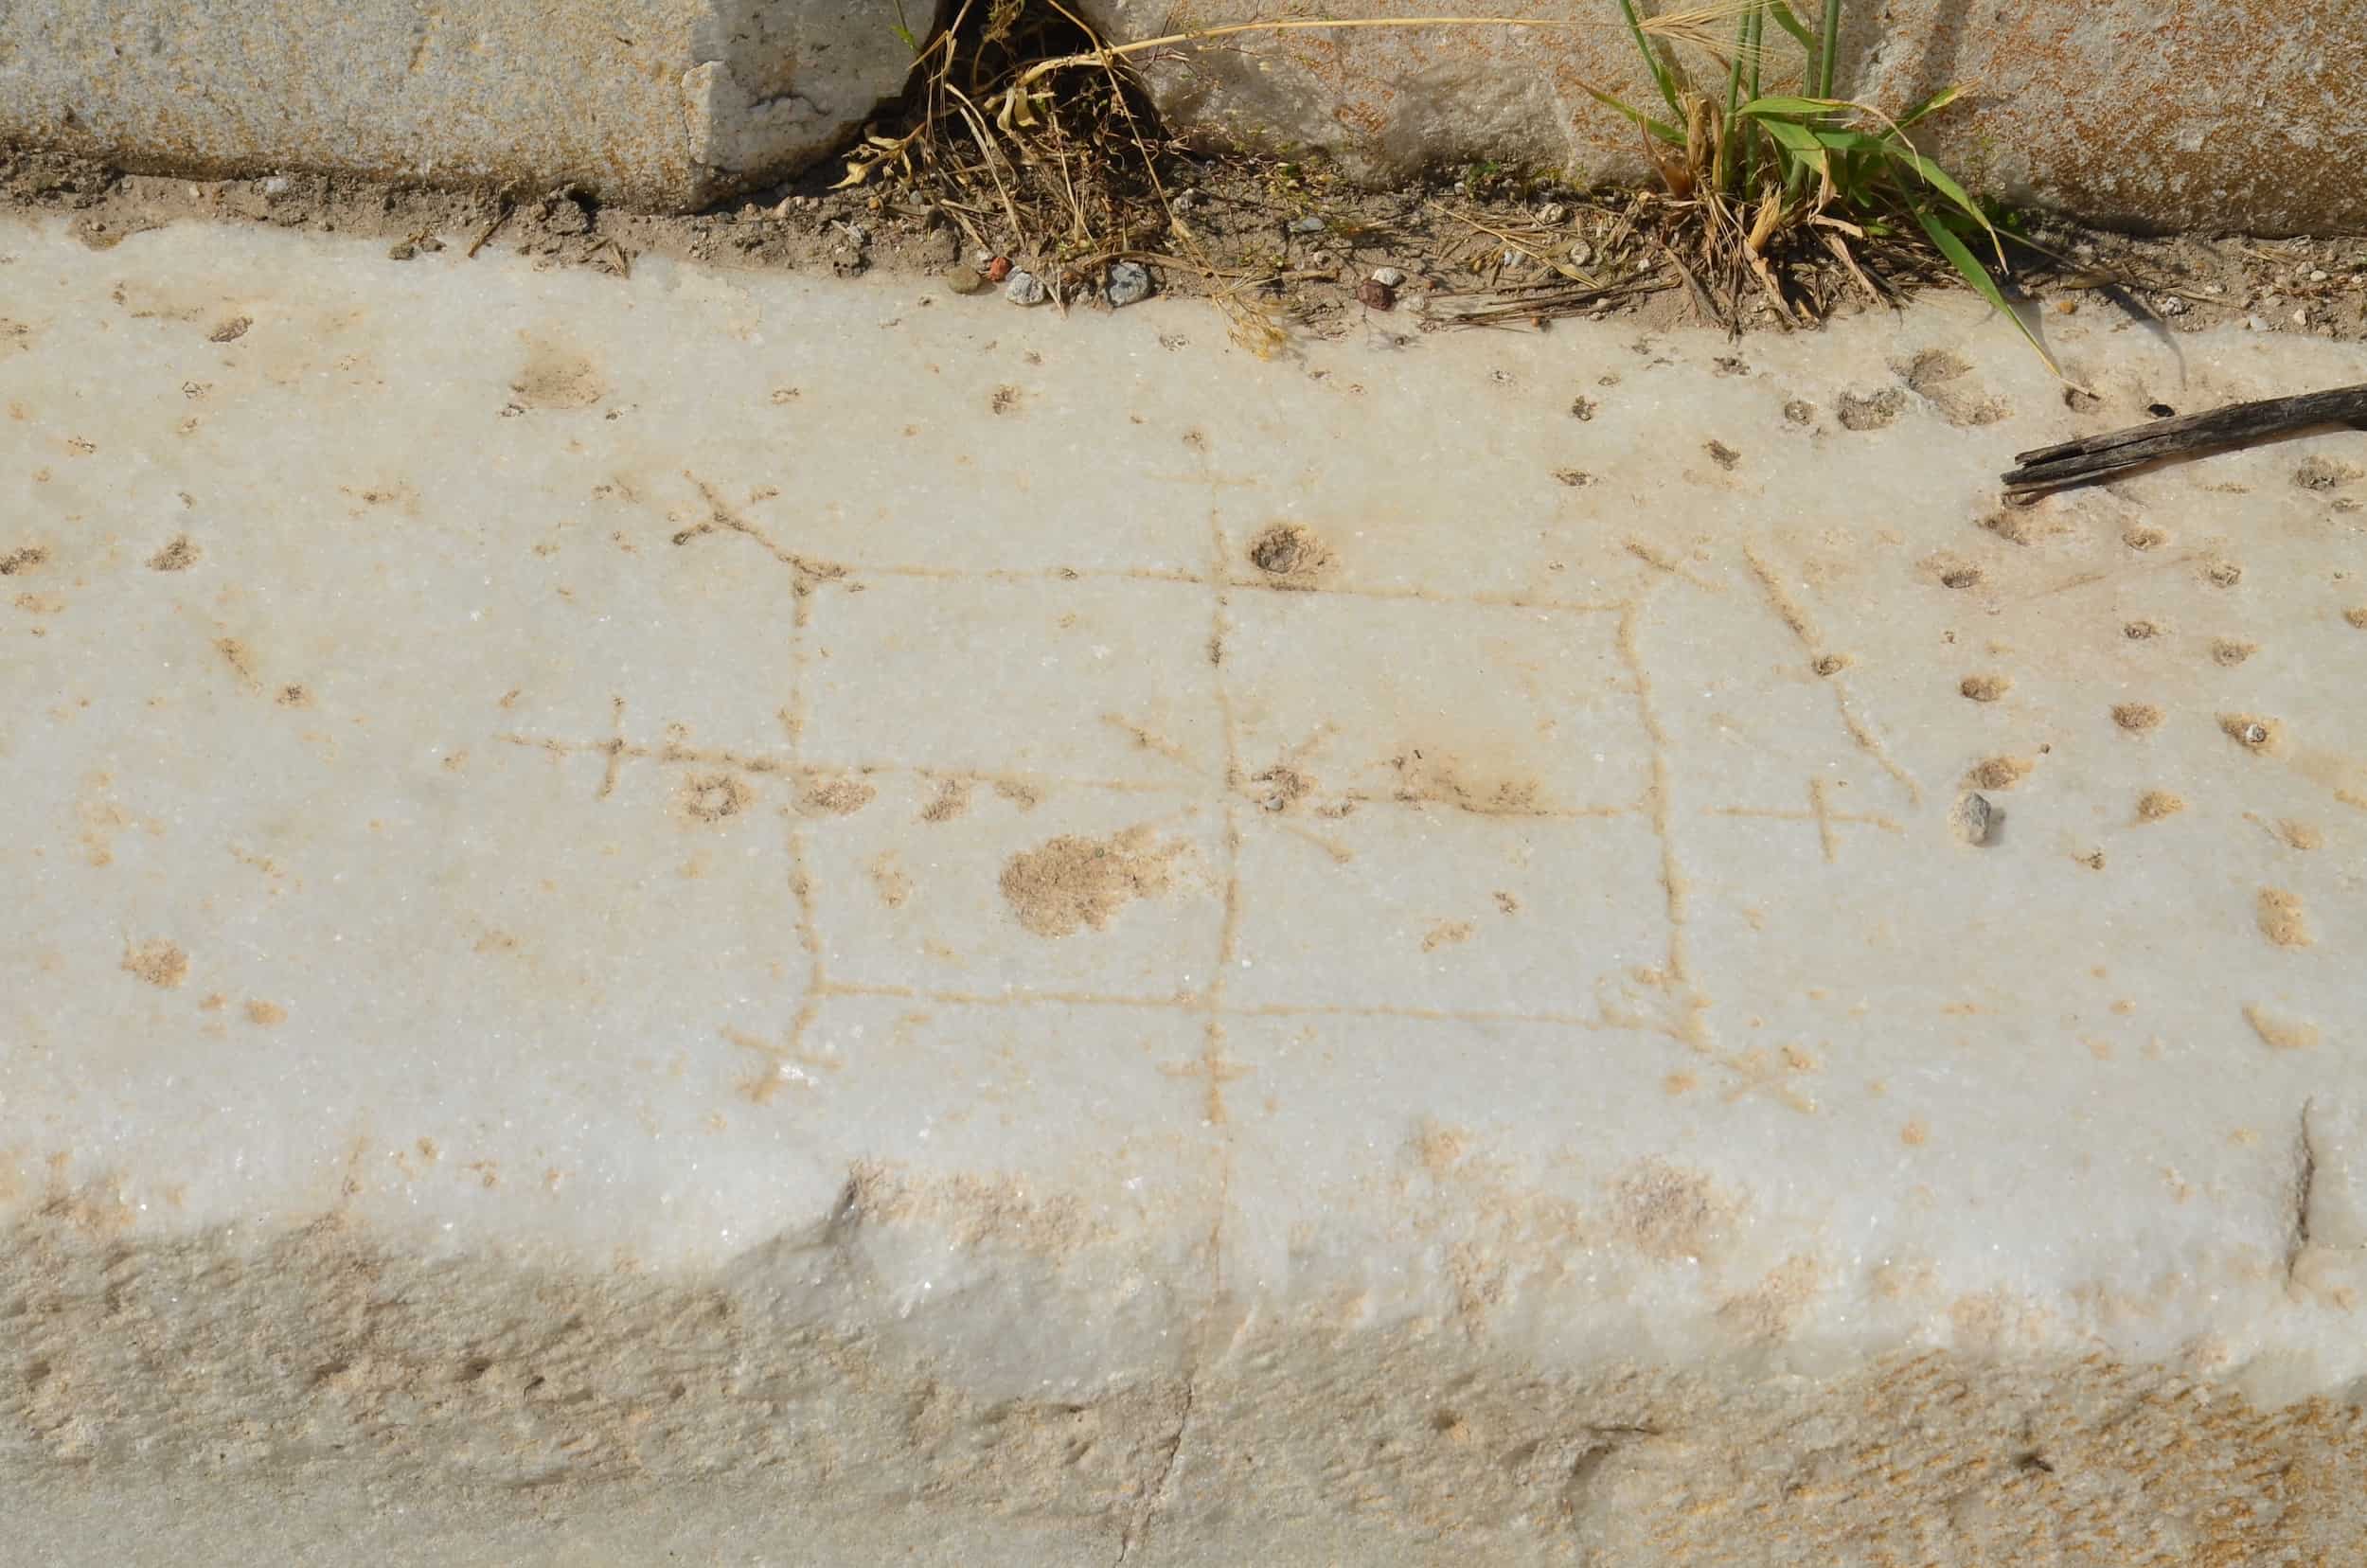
[466,201,514,259]
[2002,383,2367,495]
[1424,276,1670,327]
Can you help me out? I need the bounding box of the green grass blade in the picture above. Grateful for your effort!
[1913,205,2058,376]
[1895,151,1987,229]
[1798,126,1992,245]
[1615,0,1683,118]
[1817,0,1842,97]
[1744,1,1765,190]
[1895,82,1965,128]
[1753,116,1826,153]
[1721,7,1752,192]
[1763,0,1817,53]
[1754,116,1829,194]
[1581,82,1684,146]
[1739,94,1846,116]
[1723,9,1750,118]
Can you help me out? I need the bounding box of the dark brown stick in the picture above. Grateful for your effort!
[2001,382,2367,495]
[466,201,514,259]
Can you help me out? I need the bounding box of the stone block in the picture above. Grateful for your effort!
[0,0,934,209]
[1070,0,2367,234]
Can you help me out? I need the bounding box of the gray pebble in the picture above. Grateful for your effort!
[1370,266,1406,288]
[1004,269,1048,307]
[1107,260,1152,308]
[1950,792,1995,846]
[1287,215,1326,235]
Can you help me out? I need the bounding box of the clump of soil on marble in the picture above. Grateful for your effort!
[121,938,189,988]
[796,775,877,817]
[146,536,199,570]
[2219,714,2282,752]
[1247,524,1332,581]
[999,826,1183,937]
[1966,756,2033,791]
[2112,703,2162,732]
[2256,888,2314,948]
[2211,639,2259,667]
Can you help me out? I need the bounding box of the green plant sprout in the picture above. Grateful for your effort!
[853,0,2051,366]
[1595,0,2053,370]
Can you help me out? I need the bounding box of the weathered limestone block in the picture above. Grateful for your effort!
[1071,0,2367,234]
[0,0,934,208]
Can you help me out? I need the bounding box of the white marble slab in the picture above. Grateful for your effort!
[3,217,2364,1562]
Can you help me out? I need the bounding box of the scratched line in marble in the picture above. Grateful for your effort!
[496,724,1651,829]
[1741,543,1923,807]
[657,469,1627,617]
[1712,780,1904,864]
[472,454,2207,1128]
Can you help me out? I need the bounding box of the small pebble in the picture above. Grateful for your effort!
[1287,215,1326,235]
[1004,269,1047,306]
[1371,266,1406,287]
[258,175,291,197]
[1950,792,1996,847]
[1106,260,1152,308]
[2160,296,2187,316]
[1356,277,1397,311]
[1568,240,1593,264]
[2292,308,2310,326]
[986,256,1011,283]
[945,264,986,295]
[2308,269,2328,282]
[1535,202,1568,224]
[2204,281,2223,294]
[386,241,416,261]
